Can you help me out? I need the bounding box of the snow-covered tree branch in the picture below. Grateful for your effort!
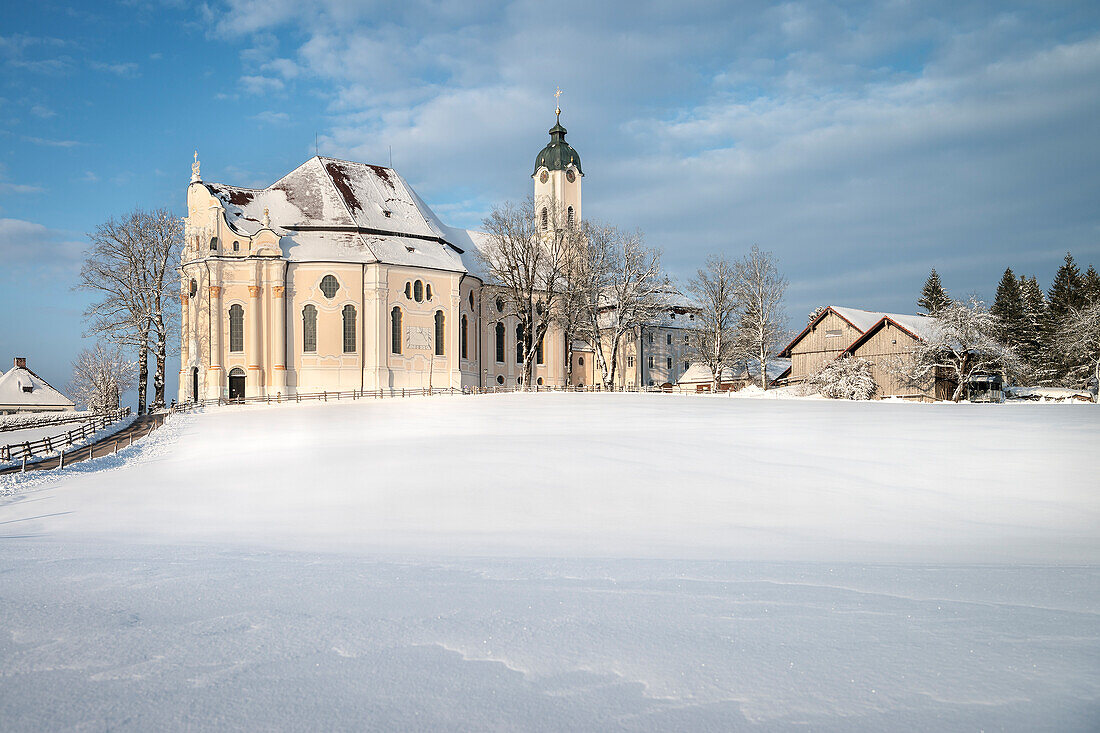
[686,255,739,393]
[731,246,787,390]
[67,343,137,413]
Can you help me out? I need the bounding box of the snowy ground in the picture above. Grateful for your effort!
[0,394,1097,730]
[0,414,136,468]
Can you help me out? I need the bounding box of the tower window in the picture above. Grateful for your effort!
[189,279,197,298]
[342,305,357,353]
[667,333,672,345]
[540,208,548,230]
[567,206,575,227]
[209,237,218,252]
[232,241,240,252]
[302,305,317,353]
[496,296,504,313]
[320,275,339,299]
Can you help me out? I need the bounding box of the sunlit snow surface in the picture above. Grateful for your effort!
[1,394,1097,730]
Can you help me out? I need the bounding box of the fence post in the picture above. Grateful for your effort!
[58,450,64,470]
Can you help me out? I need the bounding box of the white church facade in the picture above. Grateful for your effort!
[179,112,691,403]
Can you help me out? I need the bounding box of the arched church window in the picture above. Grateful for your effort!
[578,356,584,366]
[320,275,339,299]
[537,377,543,386]
[667,333,672,345]
[468,292,474,309]
[228,304,244,352]
[515,323,525,364]
[495,322,505,363]
[189,279,197,298]
[391,306,403,354]
[536,301,544,316]
[434,310,445,356]
[232,241,240,252]
[302,305,318,353]
[567,206,575,227]
[426,283,433,301]
[460,314,468,360]
[342,305,357,353]
[405,282,412,299]
[495,296,504,313]
[414,280,423,302]
[536,333,544,365]
[210,237,218,252]
[540,208,548,230]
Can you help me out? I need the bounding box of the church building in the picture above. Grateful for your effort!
[179,111,589,401]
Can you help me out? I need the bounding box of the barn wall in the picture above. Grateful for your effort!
[848,323,936,400]
[789,311,865,381]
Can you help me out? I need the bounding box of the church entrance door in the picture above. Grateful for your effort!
[228,368,246,401]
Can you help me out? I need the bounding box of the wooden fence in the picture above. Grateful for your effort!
[0,408,131,463]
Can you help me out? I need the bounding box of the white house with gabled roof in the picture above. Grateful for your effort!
[0,357,76,414]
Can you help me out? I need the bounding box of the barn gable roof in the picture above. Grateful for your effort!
[840,314,942,356]
[777,306,886,357]
[0,360,74,409]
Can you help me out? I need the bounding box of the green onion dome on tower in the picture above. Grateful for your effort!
[533,110,582,176]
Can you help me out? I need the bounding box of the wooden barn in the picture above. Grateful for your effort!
[839,315,956,401]
[777,307,889,383]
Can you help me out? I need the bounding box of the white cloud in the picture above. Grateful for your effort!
[239,74,284,95]
[23,136,81,148]
[252,110,290,125]
[0,218,83,266]
[89,60,140,77]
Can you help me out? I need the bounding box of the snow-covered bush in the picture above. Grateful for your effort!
[810,358,878,400]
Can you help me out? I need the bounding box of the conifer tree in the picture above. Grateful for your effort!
[991,267,1024,348]
[1083,264,1100,305]
[917,268,950,314]
[1017,275,1049,380]
[1047,253,1085,320]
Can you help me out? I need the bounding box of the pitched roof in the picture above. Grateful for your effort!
[778,305,931,357]
[0,361,74,409]
[840,314,942,356]
[203,156,483,273]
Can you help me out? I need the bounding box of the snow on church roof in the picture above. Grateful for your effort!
[204,156,485,274]
[0,359,75,409]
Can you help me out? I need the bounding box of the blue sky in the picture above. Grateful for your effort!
[2,0,1099,403]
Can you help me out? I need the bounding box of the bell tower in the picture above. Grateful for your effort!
[533,88,582,230]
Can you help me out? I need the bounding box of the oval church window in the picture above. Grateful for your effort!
[320,275,339,299]
[539,170,548,184]
[566,170,576,183]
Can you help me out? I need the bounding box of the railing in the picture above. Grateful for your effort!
[174,383,677,410]
[0,408,131,463]
[0,411,95,434]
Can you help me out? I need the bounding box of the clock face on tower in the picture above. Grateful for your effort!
[539,171,549,183]
[566,170,576,183]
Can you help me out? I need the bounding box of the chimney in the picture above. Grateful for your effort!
[14,357,26,369]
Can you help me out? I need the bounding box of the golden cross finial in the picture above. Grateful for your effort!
[554,86,562,116]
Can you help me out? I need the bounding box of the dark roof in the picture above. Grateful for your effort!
[533,113,583,175]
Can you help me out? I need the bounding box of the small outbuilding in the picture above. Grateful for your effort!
[0,357,76,414]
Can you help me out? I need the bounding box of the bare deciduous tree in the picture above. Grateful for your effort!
[1055,301,1100,394]
[894,296,1024,401]
[79,208,180,413]
[478,196,575,388]
[68,343,136,413]
[732,246,787,390]
[573,222,670,389]
[686,255,739,393]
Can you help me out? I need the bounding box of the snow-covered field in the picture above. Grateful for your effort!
[0,394,1097,730]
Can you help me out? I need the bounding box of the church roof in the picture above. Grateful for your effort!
[0,359,74,409]
[533,114,583,176]
[203,156,485,274]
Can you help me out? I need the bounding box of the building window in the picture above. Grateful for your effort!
[189,279,197,298]
[684,361,689,371]
[434,310,445,356]
[413,280,424,302]
[578,356,585,366]
[468,292,474,309]
[825,329,842,338]
[460,314,468,359]
[648,355,654,368]
[405,282,412,299]
[627,355,635,368]
[667,357,673,370]
[567,206,574,227]
[496,296,504,313]
[302,304,317,353]
[229,304,244,352]
[536,333,544,364]
[426,283,433,301]
[391,306,403,354]
[232,241,240,252]
[683,335,689,344]
[540,208,548,230]
[537,377,543,386]
[496,374,504,385]
[648,332,654,345]
[666,333,672,345]
[321,275,339,299]
[210,237,218,252]
[495,322,505,363]
[342,305,356,353]
[515,323,525,363]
